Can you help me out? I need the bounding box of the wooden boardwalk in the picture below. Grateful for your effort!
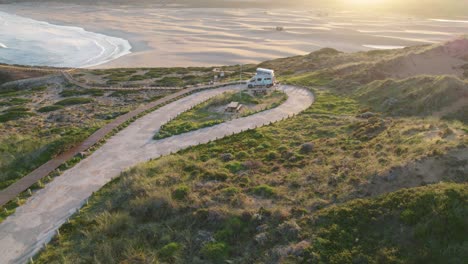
[0,80,242,207]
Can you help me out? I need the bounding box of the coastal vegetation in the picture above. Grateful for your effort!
[34,86,467,262]
[74,65,256,88]
[155,90,287,139]
[1,39,467,262]
[0,80,175,190]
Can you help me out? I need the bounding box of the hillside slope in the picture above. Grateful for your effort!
[0,65,53,85]
[356,75,468,121]
[302,183,468,264]
[2,39,467,264]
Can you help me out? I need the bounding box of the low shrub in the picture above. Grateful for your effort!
[38,105,64,113]
[235,151,249,159]
[55,97,94,106]
[0,111,35,123]
[201,242,229,262]
[252,184,276,198]
[159,242,182,261]
[265,151,277,161]
[172,185,190,200]
[60,89,104,97]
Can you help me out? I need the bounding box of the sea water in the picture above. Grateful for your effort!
[0,11,131,68]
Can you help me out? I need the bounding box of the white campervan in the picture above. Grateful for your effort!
[248,68,275,88]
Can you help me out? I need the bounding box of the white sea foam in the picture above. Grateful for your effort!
[0,11,131,68]
[430,19,468,23]
[363,45,406,50]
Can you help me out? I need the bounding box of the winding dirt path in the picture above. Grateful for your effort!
[0,84,314,264]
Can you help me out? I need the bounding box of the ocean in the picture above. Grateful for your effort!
[0,10,131,68]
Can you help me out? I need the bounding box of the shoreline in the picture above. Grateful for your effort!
[1,3,466,68]
[0,9,133,68]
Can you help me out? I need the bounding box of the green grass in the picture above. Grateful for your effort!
[38,105,65,113]
[54,97,94,106]
[60,88,104,97]
[0,110,35,123]
[0,97,31,106]
[108,90,140,97]
[0,126,100,190]
[155,90,287,139]
[301,183,468,264]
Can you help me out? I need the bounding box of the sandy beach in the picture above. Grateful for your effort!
[1,3,467,68]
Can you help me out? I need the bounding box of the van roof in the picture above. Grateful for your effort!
[257,68,274,74]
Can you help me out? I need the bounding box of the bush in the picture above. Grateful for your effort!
[235,151,249,159]
[201,242,229,262]
[38,105,64,113]
[60,89,104,97]
[265,151,278,161]
[220,153,233,162]
[225,162,243,173]
[252,184,276,198]
[159,242,182,261]
[222,187,240,196]
[0,111,35,123]
[55,97,94,106]
[172,185,190,200]
[128,195,175,221]
[8,97,31,105]
[157,77,184,87]
[31,85,47,91]
[202,171,229,182]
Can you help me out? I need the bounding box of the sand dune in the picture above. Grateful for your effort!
[0,3,467,68]
[376,38,468,79]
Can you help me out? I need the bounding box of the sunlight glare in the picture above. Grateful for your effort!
[346,0,388,6]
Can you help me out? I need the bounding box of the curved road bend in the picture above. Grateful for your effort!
[0,84,314,264]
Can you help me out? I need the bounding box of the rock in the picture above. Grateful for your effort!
[357,112,376,119]
[272,240,310,259]
[289,240,310,257]
[300,143,314,154]
[254,232,269,245]
[253,213,264,222]
[383,98,398,107]
[77,152,87,158]
[385,167,401,182]
[195,230,215,245]
[256,224,269,232]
